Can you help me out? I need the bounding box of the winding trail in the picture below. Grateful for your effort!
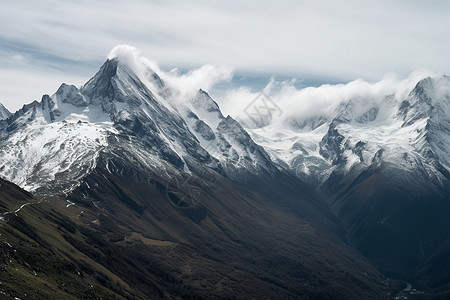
[0,199,45,221]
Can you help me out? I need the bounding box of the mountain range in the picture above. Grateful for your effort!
[1,47,450,299]
[251,75,450,289]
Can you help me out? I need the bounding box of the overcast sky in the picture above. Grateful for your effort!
[1,0,450,111]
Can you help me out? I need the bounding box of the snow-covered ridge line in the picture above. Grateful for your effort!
[2,45,448,195]
[0,47,275,194]
[248,75,450,187]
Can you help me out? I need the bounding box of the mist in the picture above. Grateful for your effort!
[218,70,435,129]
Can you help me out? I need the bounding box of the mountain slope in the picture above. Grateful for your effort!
[0,172,390,298]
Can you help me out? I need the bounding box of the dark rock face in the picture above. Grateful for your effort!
[0,103,11,120]
[57,84,88,108]
[194,119,215,140]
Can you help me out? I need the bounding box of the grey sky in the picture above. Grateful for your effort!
[1,0,449,111]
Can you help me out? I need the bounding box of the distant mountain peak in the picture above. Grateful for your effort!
[190,89,223,115]
[0,102,11,120]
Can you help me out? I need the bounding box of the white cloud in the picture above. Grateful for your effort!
[12,55,27,63]
[108,44,233,102]
[159,65,233,100]
[1,1,449,77]
[0,1,449,112]
[0,42,436,130]
[218,69,435,128]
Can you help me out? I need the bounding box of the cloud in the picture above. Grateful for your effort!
[1,1,449,111]
[108,44,233,102]
[160,65,233,100]
[0,42,436,131]
[218,69,435,128]
[1,1,450,78]
[12,55,26,63]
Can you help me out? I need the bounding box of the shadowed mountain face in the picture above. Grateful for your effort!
[322,162,450,287]
[0,54,392,299]
[0,171,390,299]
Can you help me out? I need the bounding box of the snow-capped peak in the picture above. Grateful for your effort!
[245,74,450,187]
[0,46,278,193]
